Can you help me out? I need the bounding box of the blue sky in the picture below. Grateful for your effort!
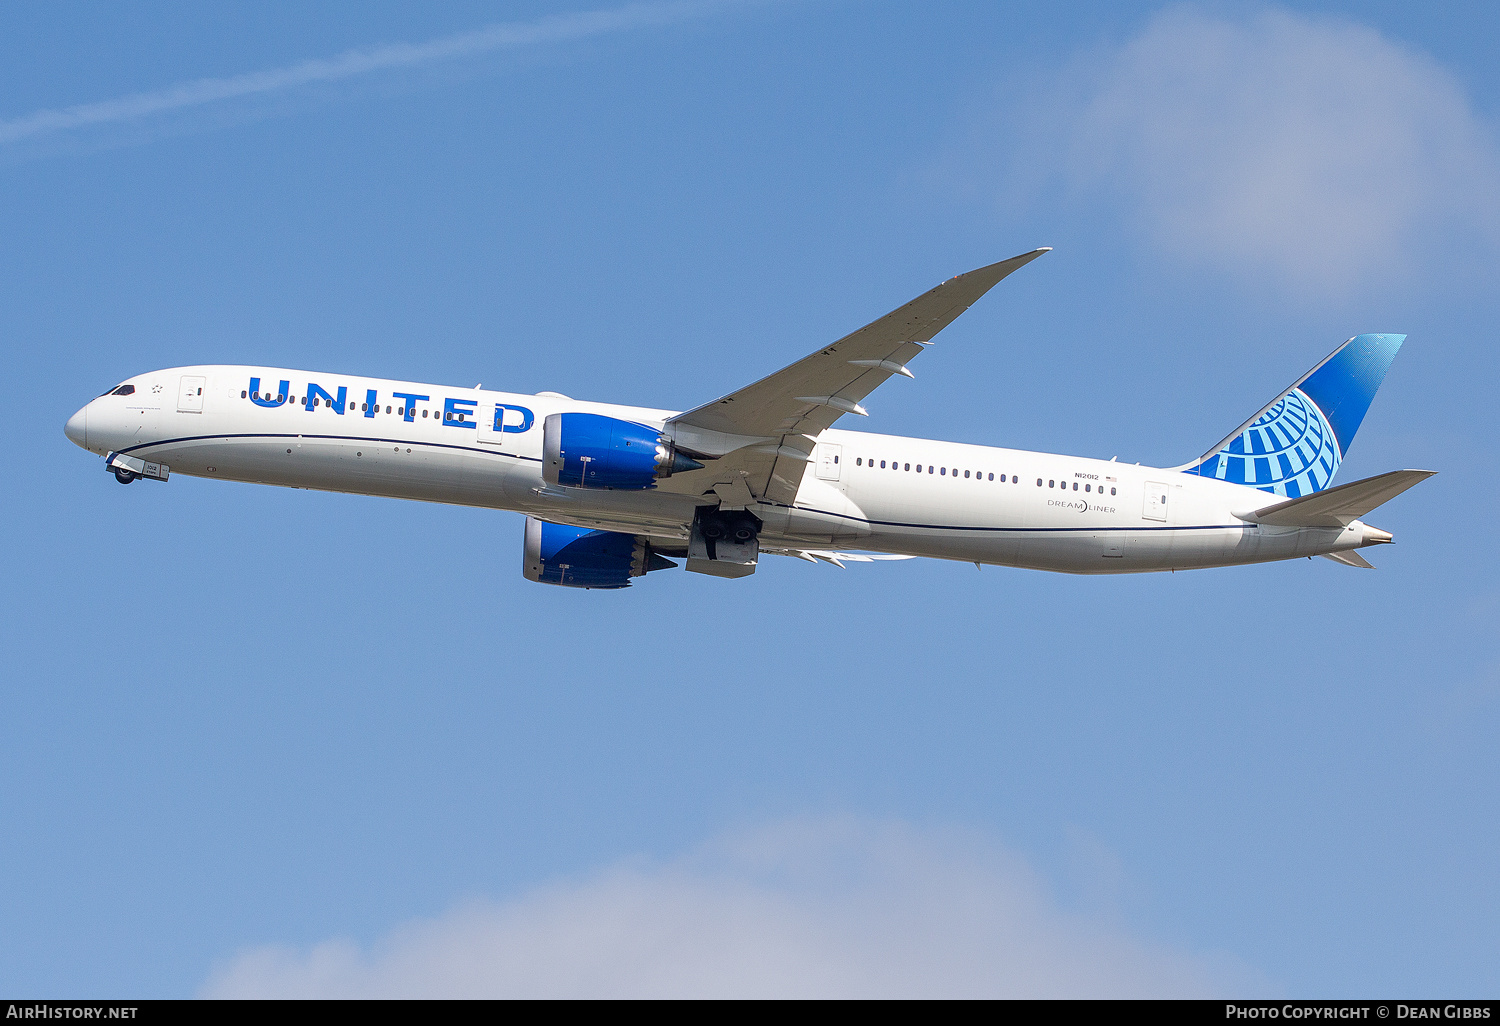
[2,0,1496,997]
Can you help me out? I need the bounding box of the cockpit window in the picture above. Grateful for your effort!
[99,384,135,397]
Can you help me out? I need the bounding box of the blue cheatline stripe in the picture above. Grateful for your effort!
[757,502,1250,535]
[121,436,1252,537]
[119,432,544,463]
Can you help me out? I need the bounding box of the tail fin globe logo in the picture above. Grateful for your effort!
[1182,334,1404,498]
[1197,387,1340,495]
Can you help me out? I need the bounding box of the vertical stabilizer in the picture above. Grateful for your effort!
[1180,334,1404,497]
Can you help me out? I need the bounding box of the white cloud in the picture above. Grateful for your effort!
[0,1,714,147]
[1006,6,1500,293]
[201,817,1265,998]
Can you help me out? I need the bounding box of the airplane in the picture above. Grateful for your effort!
[63,248,1433,588]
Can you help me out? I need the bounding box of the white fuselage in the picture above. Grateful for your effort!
[68,365,1387,574]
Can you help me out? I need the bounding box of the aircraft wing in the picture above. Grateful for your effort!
[660,248,1050,505]
[762,546,916,567]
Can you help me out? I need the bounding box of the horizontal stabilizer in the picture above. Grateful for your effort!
[1235,469,1434,527]
[1320,550,1376,569]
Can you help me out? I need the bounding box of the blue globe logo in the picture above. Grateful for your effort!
[1203,388,1340,497]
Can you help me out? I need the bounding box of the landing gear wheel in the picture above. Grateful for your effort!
[114,468,137,484]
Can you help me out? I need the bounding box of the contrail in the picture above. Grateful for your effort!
[0,1,714,145]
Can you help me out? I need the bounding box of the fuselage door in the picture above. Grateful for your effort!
[816,443,841,482]
[477,402,503,445]
[177,375,205,413]
[1143,482,1168,521]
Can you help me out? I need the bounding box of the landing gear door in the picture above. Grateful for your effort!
[177,375,205,413]
[816,443,841,482]
[1143,482,1168,522]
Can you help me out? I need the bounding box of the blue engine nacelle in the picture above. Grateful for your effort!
[542,412,703,490]
[522,517,678,589]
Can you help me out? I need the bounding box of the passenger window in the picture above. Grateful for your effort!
[940,467,946,476]
[964,470,970,478]
[928,466,933,474]
[385,406,391,414]
[834,455,839,464]
[880,460,886,468]
[1049,480,1054,488]
[856,458,862,466]
[988,473,994,481]
[1111,487,1117,495]
[423,410,428,417]
[241,390,247,399]
[1073,482,1078,490]
[904,463,909,471]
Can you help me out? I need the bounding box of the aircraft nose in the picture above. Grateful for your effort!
[64,405,87,449]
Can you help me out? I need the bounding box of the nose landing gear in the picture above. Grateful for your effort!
[105,452,170,484]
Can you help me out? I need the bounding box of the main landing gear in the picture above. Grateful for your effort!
[686,506,761,578]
